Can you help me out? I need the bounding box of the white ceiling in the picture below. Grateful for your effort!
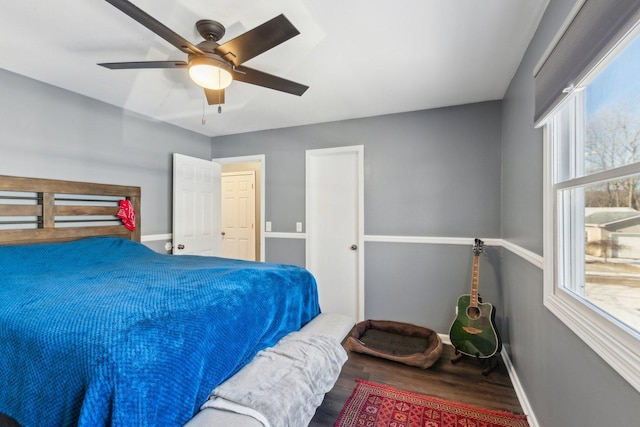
[0,0,548,137]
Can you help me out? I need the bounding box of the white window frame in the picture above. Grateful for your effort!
[543,84,640,394]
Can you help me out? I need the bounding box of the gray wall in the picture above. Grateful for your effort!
[212,102,503,333]
[0,68,212,236]
[4,6,635,422]
[501,0,640,425]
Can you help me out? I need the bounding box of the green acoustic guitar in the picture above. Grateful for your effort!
[449,238,502,359]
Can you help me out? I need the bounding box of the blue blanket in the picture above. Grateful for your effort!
[0,237,320,426]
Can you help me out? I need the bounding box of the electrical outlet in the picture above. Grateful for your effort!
[265,221,272,232]
[296,222,302,232]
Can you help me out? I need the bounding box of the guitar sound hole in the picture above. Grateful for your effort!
[467,306,481,320]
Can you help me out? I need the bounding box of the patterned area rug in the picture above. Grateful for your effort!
[335,379,529,427]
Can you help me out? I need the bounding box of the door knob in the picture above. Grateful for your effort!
[177,244,185,250]
[351,244,358,250]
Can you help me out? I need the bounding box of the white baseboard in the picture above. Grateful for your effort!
[439,333,538,426]
[438,333,451,345]
[501,350,540,427]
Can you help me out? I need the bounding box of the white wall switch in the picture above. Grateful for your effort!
[296,222,303,232]
[265,221,272,232]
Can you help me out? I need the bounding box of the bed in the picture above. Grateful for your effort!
[0,175,352,427]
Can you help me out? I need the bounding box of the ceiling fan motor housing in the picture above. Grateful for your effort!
[196,20,226,42]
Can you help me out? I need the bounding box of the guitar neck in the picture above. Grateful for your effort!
[470,253,480,307]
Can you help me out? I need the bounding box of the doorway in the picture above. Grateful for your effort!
[221,170,256,261]
[306,145,364,321]
[173,153,264,260]
[215,155,265,261]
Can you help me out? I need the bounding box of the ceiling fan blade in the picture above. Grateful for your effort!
[215,14,299,67]
[204,89,225,105]
[105,0,203,55]
[98,61,187,69]
[233,66,308,96]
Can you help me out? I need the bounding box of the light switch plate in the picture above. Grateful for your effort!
[265,221,272,232]
[296,222,302,232]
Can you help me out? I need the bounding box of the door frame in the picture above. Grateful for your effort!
[213,154,266,262]
[305,145,365,321]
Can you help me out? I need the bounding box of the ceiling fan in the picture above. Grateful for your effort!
[99,0,309,106]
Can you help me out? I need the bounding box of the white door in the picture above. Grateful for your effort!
[213,155,266,262]
[221,171,256,260]
[306,146,364,322]
[172,153,221,256]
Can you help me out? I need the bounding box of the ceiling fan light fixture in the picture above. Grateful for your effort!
[188,56,233,90]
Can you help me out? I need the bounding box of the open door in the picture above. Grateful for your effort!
[172,153,221,256]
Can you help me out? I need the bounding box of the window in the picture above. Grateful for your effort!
[543,27,640,391]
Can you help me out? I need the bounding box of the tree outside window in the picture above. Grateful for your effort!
[567,36,640,333]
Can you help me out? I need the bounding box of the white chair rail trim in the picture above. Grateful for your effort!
[264,233,543,269]
[362,235,542,269]
[141,234,172,243]
[145,233,543,269]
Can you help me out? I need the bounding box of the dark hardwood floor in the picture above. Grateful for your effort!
[0,342,523,427]
[310,341,523,426]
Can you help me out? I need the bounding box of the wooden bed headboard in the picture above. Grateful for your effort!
[0,175,141,245]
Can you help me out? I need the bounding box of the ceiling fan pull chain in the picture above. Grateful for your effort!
[202,93,207,125]
[218,73,223,114]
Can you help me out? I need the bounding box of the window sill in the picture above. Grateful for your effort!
[543,282,640,392]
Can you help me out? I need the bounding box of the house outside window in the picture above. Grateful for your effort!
[543,25,640,392]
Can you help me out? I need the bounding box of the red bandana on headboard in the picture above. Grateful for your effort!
[117,199,136,232]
